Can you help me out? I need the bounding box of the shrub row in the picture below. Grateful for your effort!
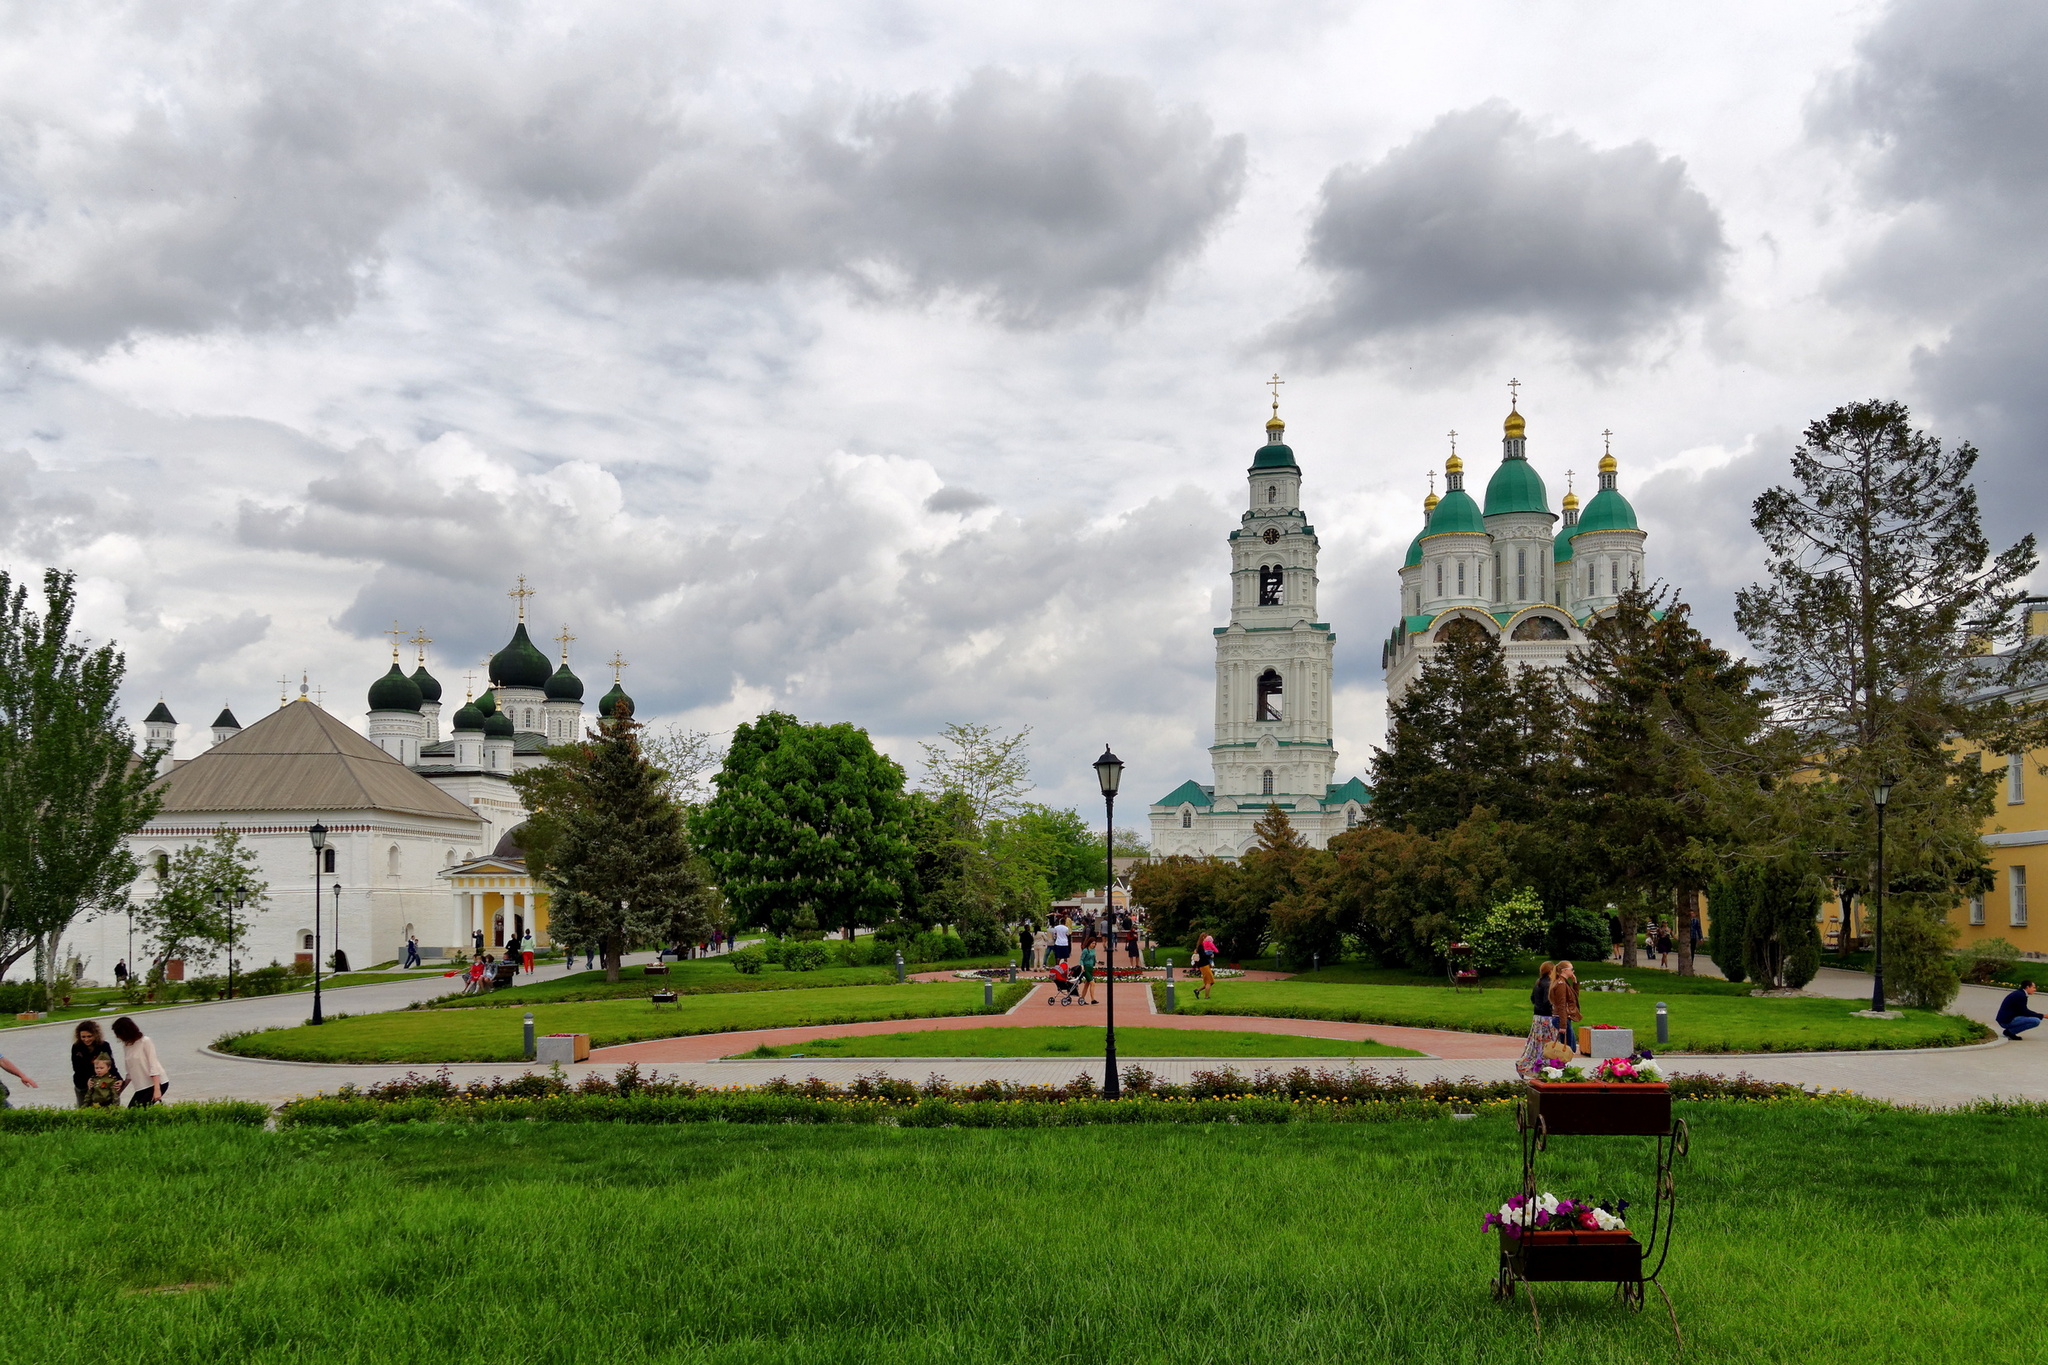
[0,1100,270,1133]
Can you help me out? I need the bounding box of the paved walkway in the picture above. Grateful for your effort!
[1,954,2039,1110]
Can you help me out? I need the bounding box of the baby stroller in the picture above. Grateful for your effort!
[1047,961,1081,1006]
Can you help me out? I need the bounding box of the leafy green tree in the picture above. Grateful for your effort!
[1129,855,1246,961]
[1735,400,2047,1003]
[919,722,1033,825]
[0,570,163,983]
[1369,623,1571,836]
[1244,806,1332,968]
[695,711,916,940]
[543,713,706,981]
[1318,809,1523,970]
[642,724,726,809]
[135,829,267,974]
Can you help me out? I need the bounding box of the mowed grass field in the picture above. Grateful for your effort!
[733,1025,1425,1059]
[435,958,1006,1009]
[1163,980,1984,1051]
[0,1105,2038,1363]
[220,983,1027,1063]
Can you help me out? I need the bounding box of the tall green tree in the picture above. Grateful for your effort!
[695,711,916,940]
[1369,623,1571,836]
[919,722,1033,825]
[1319,808,1523,971]
[134,829,267,975]
[1735,400,2048,1006]
[0,570,163,982]
[543,713,705,981]
[1569,588,1783,973]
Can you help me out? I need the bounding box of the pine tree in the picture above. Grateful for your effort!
[543,713,703,981]
[1736,400,2048,1006]
[694,711,916,940]
[1740,865,1822,991]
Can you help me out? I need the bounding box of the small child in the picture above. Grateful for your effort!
[82,1056,122,1109]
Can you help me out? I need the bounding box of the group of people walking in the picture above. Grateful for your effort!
[1517,960,1585,1077]
[0,1017,169,1110]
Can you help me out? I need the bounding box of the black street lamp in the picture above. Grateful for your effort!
[332,882,344,975]
[212,886,243,1000]
[309,822,327,1025]
[1871,779,1892,1013]
[1094,745,1123,1099]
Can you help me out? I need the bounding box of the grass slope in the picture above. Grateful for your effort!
[731,1025,1425,1060]
[1161,980,1986,1051]
[219,983,1028,1063]
[0,1107,2039,1363]
[429,959,1003,1009]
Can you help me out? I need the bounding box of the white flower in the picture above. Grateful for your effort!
[1590,1207,1626,1231]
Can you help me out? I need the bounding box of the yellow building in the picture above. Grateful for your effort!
[441,827,552,956]
[1957,742,2046,957]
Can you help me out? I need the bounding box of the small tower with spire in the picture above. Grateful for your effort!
[1567,431,1645,615]
[1481,380,1559,612]
[143,701,177,762]
[543,624,585,742]
[210,705,242,749]
[409,629,443,745]
[366,622,425,766]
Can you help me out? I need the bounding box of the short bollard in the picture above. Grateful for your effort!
[1007,960,1016,983]
[895,949,906,984]
[523,1011,536,1061]
[1656,1000,1669,1045]
[1165,960,1176,1013]
[984,977,994,1008]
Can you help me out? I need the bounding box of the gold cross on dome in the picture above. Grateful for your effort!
[1566,468,1576,494]
[277,674,291,706]
[463,670,476,701]
[607,651,629,682]
[1507,378,1521,408]
[554,624,576,662]
[385,620,405,659]
[313,684,326,709]
[1602,429,1613,457]
[1447,429,1457,456]
[508,575,535,621]
[1427,470,1437,496]
[409,627,433,663]
[1267,372,1284,414]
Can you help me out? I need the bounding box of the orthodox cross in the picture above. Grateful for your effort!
[1566,468,1577,495]
[607,651,629,682]
[312,684,326,709]
[1427,470,1437,497]
[277,674,292,706]
[385,620,405,659]
[1447,428,1457,456]
[1267,372,1285,416]
[1602,428,1613,457]
[409,627,433,664]
[554,624,576,662]
[508,575,535,621]
[462,670,477,701]
[1507,377,1521,408]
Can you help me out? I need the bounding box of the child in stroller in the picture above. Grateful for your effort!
[1047,959,1081,1006]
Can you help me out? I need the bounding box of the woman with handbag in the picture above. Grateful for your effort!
[1549,961,1583,1054]
[110,1016,169,1107]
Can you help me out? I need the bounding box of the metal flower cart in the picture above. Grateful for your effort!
[1494,1080,1689,1345]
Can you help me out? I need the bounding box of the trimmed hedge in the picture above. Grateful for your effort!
[0,1100,270,1133]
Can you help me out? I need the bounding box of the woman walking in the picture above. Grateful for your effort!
[110,1016,168,1107]
[1195,932,1219,999]
[1549,962,1583,1055]
[70,1020,120,1107]
[1080,940,1099,1004]
[1517,962,1558,1078]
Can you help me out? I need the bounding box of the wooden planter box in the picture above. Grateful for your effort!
[1526,1081,1671,1136]
[1501,1228,1642,1282]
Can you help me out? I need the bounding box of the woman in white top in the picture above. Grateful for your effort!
[1050,919,1072,964]
[110,1015,169,1107]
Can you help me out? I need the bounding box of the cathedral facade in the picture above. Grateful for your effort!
[1147,403,1371,857]
[1382,401,1647,700]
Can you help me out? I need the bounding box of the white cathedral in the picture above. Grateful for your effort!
[1148,390,1649,859]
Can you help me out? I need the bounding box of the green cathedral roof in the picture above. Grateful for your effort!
[367,662,423,713]
[1154,779,1214,808]
[1251,441,1298,470]
[1403,526,1426,567]
[1483,456,1551,517]
[1574,486,1640,535]
[1421,488,1484,537]
[1554,530,1576,562]
[545,662,584,701]
[489,622,553,690]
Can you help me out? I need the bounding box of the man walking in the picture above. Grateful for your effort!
[403,934,421,969]
[473,928,485,958]
[1018,924,1036,973]
[1997,980,2042,1040]
[520,929,536,975]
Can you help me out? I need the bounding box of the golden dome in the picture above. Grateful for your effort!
[1562,490,1580,510]
[1266,413,1285,430]
[1446,453,1464,475]
[1504,408,1526,439]
[1423,491,1440,511]
[1599,452,1617,474]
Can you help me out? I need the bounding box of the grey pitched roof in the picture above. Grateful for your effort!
[151,699,482,823]
[419,732,551,757]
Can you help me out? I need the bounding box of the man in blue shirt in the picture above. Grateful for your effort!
[1996,980,2041,1040]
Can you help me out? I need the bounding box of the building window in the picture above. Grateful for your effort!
[1256,668,1283,721]
[1970,894,1986,926]
[1260,564,1284,606]
[1494,554,1503,602]
[1435,563,1443,597]
[1346,805,1358,828]
[2009,753,2026,804]
[1516,546,1527,600]
[1262,769,1274,796]
[387,845,402,877]
[1456,560,1466,595]
[302,932,314,951]
[2011,867,2029,927]
[1267,484,1277,504]
[1610,560,1619,594]
[322,847,336,874]
[1181,808,1192,828]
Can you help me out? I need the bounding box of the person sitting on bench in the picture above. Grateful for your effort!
[1996,980,2042,1040]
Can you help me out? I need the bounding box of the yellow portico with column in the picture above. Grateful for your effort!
[442,827,552,953]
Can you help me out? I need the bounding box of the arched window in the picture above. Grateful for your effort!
[1267,484,1277,504]
[1511,615,1570,641]
[1262,769,1275,795]
[1435,563,1444,597]
[1516,546,1528,600]
[152,851,170,880]
[322,847,336,874]
[1456,559,1466,596]
[1346,805,1359,828]
[1256,668,1283,721]
[1259,564,1284,606]
[1181,808,1192,828]
[301,932,314,951]
[1609,559,1619,594]
[387,844,402,877]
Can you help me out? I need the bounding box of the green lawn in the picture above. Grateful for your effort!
[1268,961,1753,995]
[731,1025,1424,1060]
[429,958,1002,1009]
[1162,980,1986,1051]
[0,1105,2038,1362]
[218,983,1028,1063]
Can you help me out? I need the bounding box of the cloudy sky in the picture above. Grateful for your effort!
[2,0,2041,816]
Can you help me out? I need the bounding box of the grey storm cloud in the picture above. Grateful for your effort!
[1280,103,1725,363]
[0,6,1240,347]
[593,68,1247,325]
[1815,0,2048,542]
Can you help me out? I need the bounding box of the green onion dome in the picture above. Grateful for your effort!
[1574,486,1639,534]
[451,700,485,732]
[1251,412,1298,471]
[545,662,584,701]
[411,665,442,704]
[1483,455,1550,517]
[1423,487,1484,536]
[474,689,497,716]
[483,710,516,738]
[488,623,553,689]
[598,682,635,719]
[1554,531,1576,563]
[367,661,423,713]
